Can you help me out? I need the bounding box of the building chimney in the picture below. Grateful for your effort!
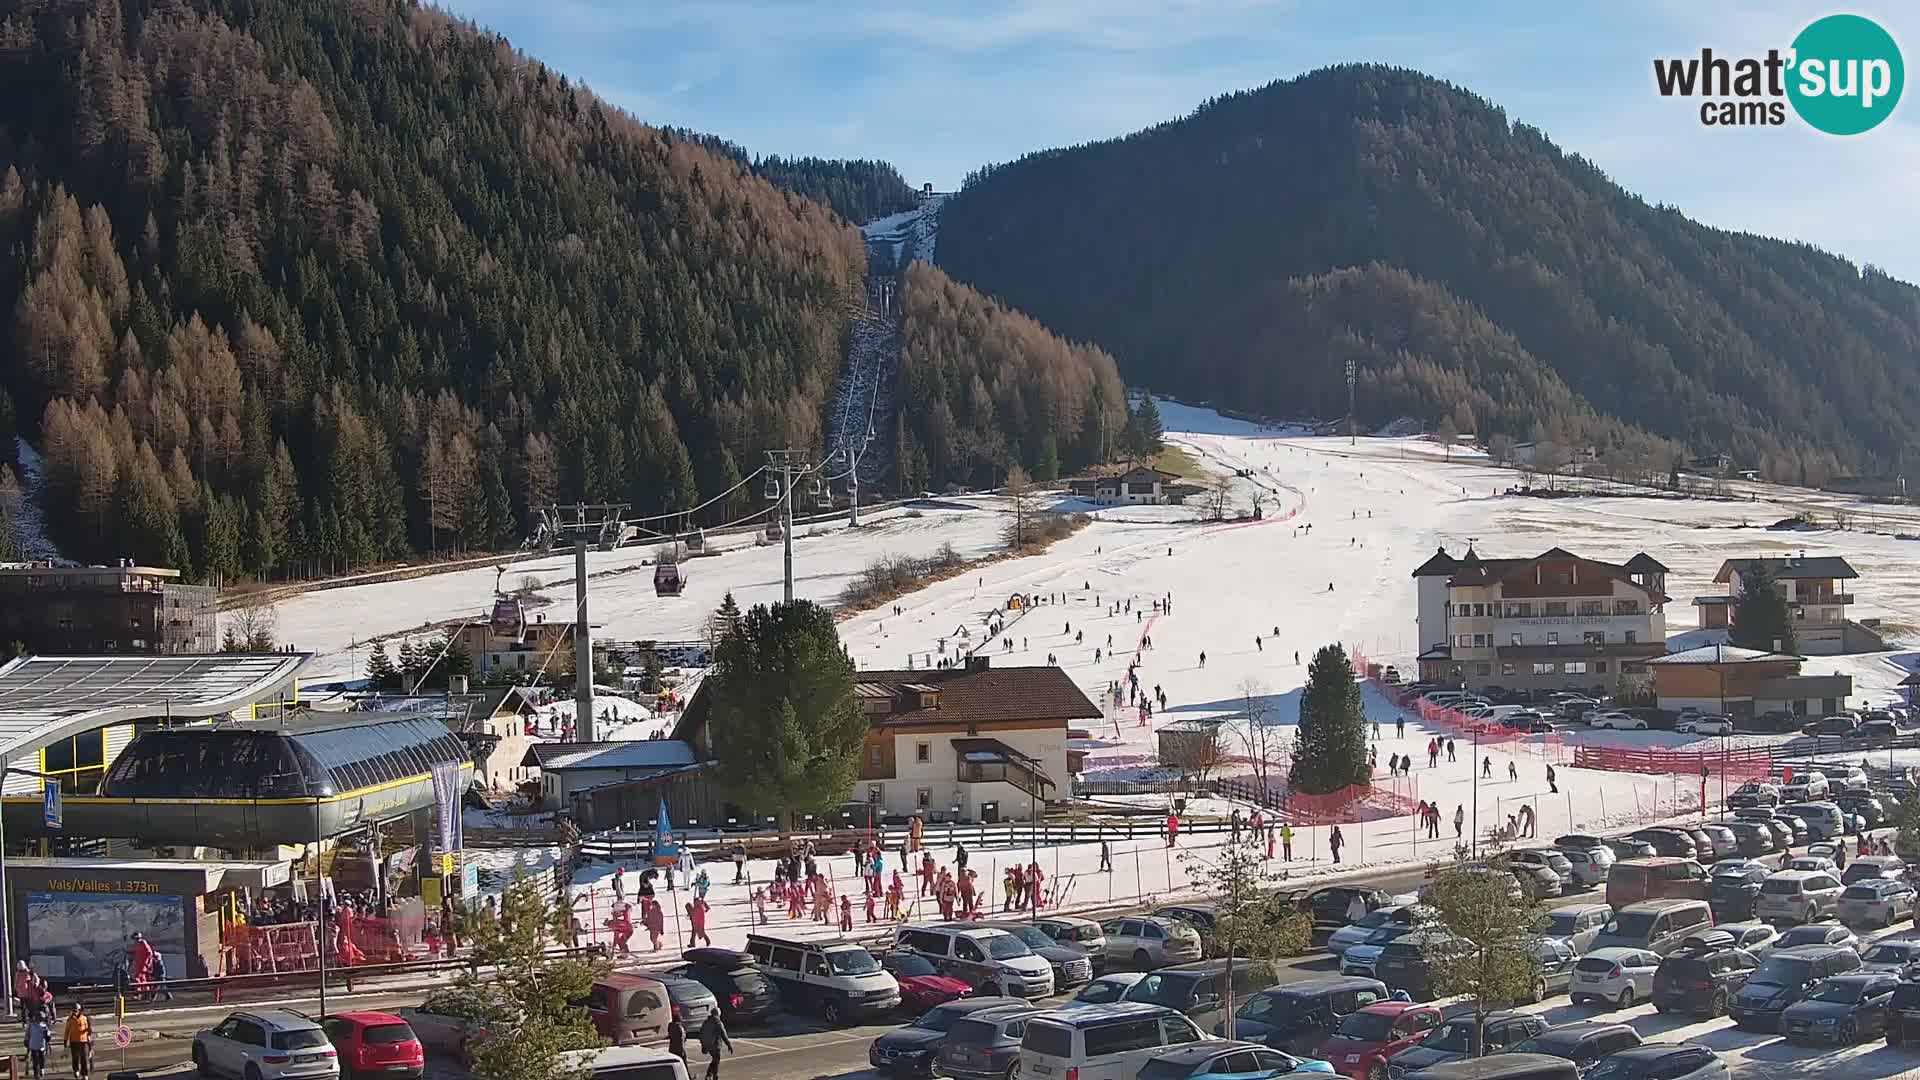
[966,655,991,673]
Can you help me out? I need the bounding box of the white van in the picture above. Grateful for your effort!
[894,925,1056,998]
[744,933,901,1023]
[1782,801,1846,841]
[557,1046,690,1080]
[1020,1002,1207,1080]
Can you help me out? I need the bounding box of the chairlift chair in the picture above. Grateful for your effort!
[814,477,831,509]
[763,473,781,501]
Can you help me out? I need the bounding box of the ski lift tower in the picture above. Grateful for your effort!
[764,450,816,603]
[539,501,627,742]
[1345,358,1357,446]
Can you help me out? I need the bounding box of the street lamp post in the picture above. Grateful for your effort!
[1470,724,1481,857]
[1345,359,1357,446]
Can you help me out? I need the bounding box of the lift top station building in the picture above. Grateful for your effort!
[0,653,476,982]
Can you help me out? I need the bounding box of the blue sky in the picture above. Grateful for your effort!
[441,1,1920,282]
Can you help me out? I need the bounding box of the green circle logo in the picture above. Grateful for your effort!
[1787,14,1904,135]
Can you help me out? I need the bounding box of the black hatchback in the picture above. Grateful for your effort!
[1652,945,1758,1017]
[1709,862,1770,920]
[1631,829,1698,861]
[1507,1023,1643,1073]
[680,947,782,1024]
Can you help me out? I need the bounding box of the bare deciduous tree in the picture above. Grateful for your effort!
[1162,720,1230,788]
[221,600,278,652]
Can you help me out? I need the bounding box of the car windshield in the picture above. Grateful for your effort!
[914,1008,962,1033]
[1806,981,1867,1004]
[1863,944,1915,964]
[891,954,938,977]
[1777,928,1835,947]
[827,949,881,975]
[1605,912,1656,937]
[1508,1035,1584,1058]
[1365,926,1409,945]
[1076,980,1127,1003]
[1421,1022,1476,1052]
[1124,974,1194,1009]
[1750,957,1813,988]
[1003,926,1052,948]
[985,936,1032,960]
[946,1018,1001,1046]
[1760,880,1803,895]
[1060,924,1102,943]
[1546,913,1582,936]
[1334,1013,1396,1042]
[1354,909,1397,929]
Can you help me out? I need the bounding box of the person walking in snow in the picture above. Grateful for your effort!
[1279,824,1294,860]
[1255,636,1262,651]
[1508,760,1518,783]
[1483,756,1493,779]
[1329,825,1344,864]
[1372,719,1380,740]
[1294,650,1299,664]
[1547,764,1558,794]
[1446,738,1456,763]
[1396,716,1405,739]
[1454,805,1465,839]
[1199,652,1207,669]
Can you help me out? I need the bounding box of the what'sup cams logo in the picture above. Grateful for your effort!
[1654,13,1903,134]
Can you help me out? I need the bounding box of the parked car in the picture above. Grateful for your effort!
[1777,972,1901,1044]
[1837,878,1918,929]
[745,934,900,1024]
[1570,948,1660,1010]
[1888,978,1920,1045]
[1604,861,1710,911]
[194,1010,340,1080]
[1603,838,1657,863]
[1842,854,1908,885]
[1033,916,1108,970]
[934,1004,1044,1080]
[1729,944,1865,1031]
[1506,850,1575,891]
[678,948,783,1025]
[395,996,500,1063]
[1788,855,1836,874]
[1770,809,1813,845]
[1693,825,1739,862]
[1580,1045,1727,1080]
[1783,801,1846,841]
[1708,861,1769,920]
[1137,1041,1334,1080]
[1730,809,1794,848]
[1626,829,1697,862]
[1857,940,1920,974]
[893,926,1055,999]
[1710,922,1779,956]
[1227,976,1389,1055]
[1588,711,1646,731]
[1121,959,1277,1035]
[1723,821,1776,858]
[1801,716,1857,739]
[1835,795,1889,829]
[977,922,1095,989]
[1504,859,1564,901]
[1382,1009,1546,1078]
[1855,719,1900,744]
[1018,1002,1206,1080]
[1552,838,1616,889]
[1780,774,1831,801]
[1302,888,1406,932]
[1342,926,1417,978]
[1374,935,1446,1002]
[869,997,1027,1077]
[1772,921,1861,953]
[1315,1002,1442,1080]
[1098,916,1205,970]
[1544,904,1614,955]
[1676,715,1733,735]
[1529,939,1580,1003]
[881,951,975,1014]
[1504,1023,1643,1073]
[1589,899,1712,957]
[1727,782,1780,809]
[1328,907,1417,960]
[1651,941,1758,1017]
[1754,870,1846,924]
[319,1013,422,1080]
[1063,973,1145,1009]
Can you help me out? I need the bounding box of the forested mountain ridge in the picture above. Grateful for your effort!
[0,0,1113,580]
[937,64,1920,482]
[666,131,921,225]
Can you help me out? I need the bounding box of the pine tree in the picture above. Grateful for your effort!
[366,642,398,690]
[1729,562,1797,654]
[707,600,865,821]
[1036,433,1061,482]
[1127,395,1165,458]
[707,590,744,649]
[1289,643,1368,794]
[479,458,515,547]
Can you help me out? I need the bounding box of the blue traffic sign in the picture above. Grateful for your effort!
[43,779,60,830]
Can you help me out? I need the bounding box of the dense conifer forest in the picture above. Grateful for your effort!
[937,65,1920,483]
[0,0,1101,580]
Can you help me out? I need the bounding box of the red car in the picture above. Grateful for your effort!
[881,951,973,1013]
[1314,1002,1441,1080]
[321,1012,425,1080]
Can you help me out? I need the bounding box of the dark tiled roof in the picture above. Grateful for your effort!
[1411,547,1459,578]
[1624,553,1670,574]
[674,660,1100,741]
[1716,557,1859,582]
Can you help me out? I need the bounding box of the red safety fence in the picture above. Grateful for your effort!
[221,907,432,975]
[1570,744,1775,779]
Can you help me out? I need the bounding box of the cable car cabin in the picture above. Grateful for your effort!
[653,561,686,596]
[684,528,706,553]
[490,597,527,641]
[765,520,784,542]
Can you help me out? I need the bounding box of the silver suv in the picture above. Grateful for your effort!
[194,1010,339,1080]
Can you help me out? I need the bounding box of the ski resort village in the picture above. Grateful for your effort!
[4,397,1920,1080]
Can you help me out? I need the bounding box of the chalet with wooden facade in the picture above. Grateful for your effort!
[1413,545,1670,694]
[1694,556,1861,655]
[1647,644,1852,720]
[1066,466,1193,507]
